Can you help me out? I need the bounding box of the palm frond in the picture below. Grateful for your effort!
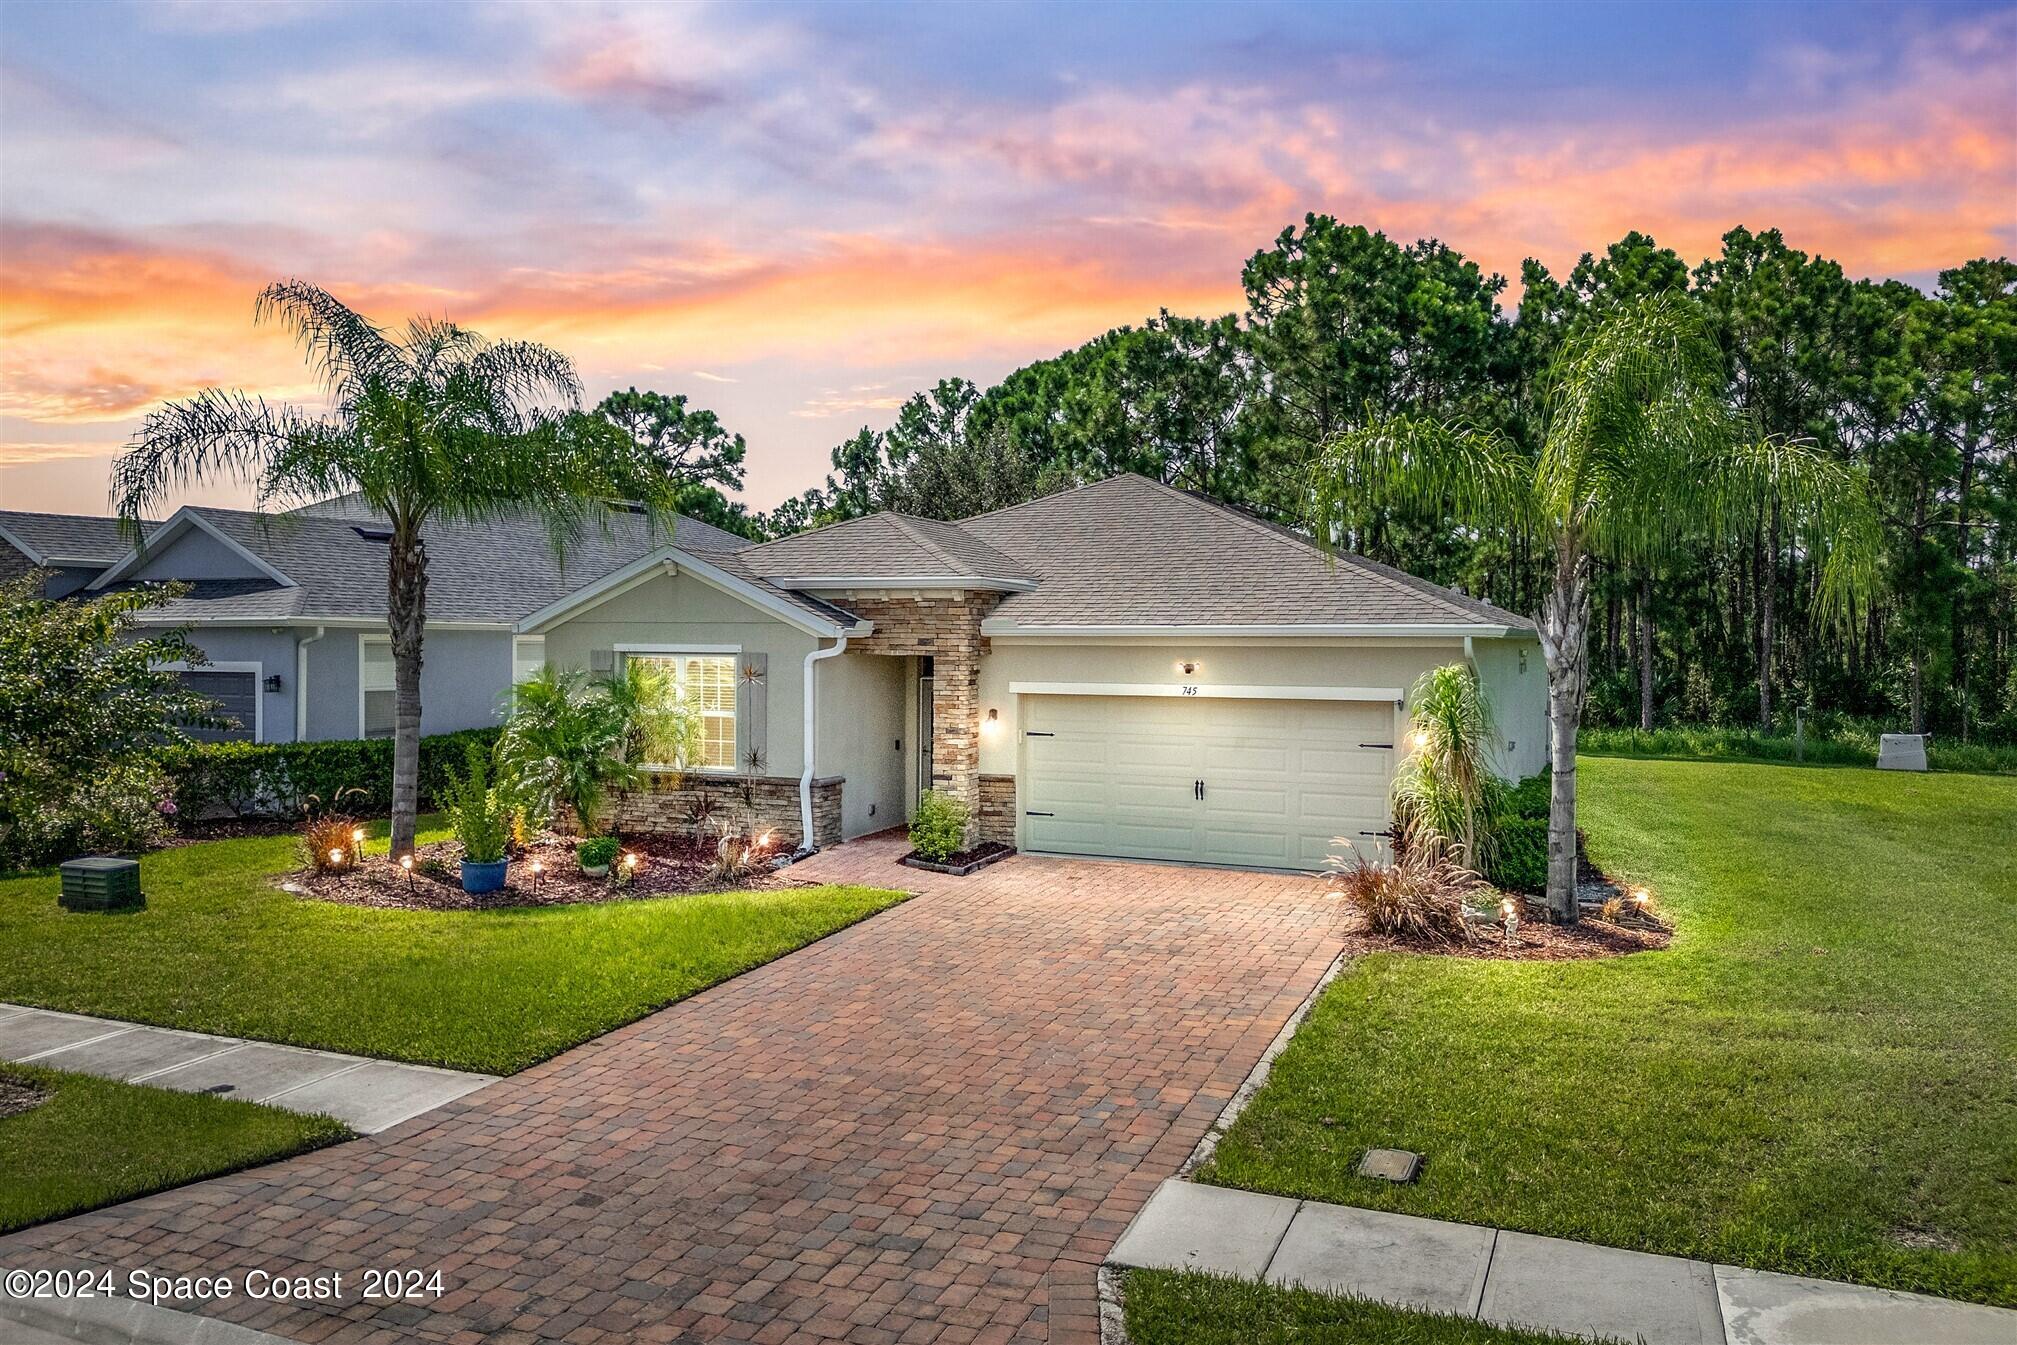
[1307,410,1537,546]
[254,281,402,398]
[1704,437,1883,629]
[111,390,325,523]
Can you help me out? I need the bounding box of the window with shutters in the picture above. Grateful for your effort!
[360,638,395,739]
[624,652,736,770]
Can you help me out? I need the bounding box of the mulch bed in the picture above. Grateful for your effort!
[284,832,787,911]
[0,1071,52,1120]
[1334,909,1671,962]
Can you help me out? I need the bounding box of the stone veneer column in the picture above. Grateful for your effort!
[825,591,996,846]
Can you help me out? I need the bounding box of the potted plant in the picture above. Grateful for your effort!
[443,743,511,894]
[577,834,620,878]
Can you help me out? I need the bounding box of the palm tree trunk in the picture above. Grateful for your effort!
[387,529,428,859]
[1537,543,1589,924]
[1758,506,1777,729]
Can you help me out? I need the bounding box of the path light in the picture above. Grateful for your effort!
[530,858,543,893]
[1632,887,1651,911]
[756,829,775,851]
[399,854,413,888]
[329,847,344,868]
[622,852,639,873]
[350,826,364,846]
[1500,897,1519,945]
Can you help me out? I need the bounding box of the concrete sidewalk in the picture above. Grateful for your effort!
[1107,1179,2017,1345]
[0,1004,496,1134]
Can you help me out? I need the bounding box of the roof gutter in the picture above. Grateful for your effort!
[796,633,850,857]
[979,622,1524,639]
[294,626,325,741]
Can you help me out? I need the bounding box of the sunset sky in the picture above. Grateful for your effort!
[2,0,2012,515]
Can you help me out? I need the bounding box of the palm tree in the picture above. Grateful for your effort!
[1309,294,1880,921]
[113,281,690,858]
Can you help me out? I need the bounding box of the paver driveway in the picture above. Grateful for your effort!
[2,835,1342,1344]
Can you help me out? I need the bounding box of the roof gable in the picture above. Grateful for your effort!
[0,511,157,566]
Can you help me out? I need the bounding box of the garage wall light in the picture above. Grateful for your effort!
[1176,661,1198,675]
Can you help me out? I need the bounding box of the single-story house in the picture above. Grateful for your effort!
[0,511,158,598]
[71,500,750,744]
[521,473,1545,870]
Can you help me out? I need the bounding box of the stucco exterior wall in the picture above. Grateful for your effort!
[815,651,907,838]
[541,567,819,776]
[1471,635,1548,779]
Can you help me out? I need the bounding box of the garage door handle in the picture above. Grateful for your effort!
[1025,731,1055,737]
[1194,780,1204,800]
[1359,742,1394,749]
[1024,810,1054,817]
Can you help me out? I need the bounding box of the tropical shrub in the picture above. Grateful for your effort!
[1326,846,1484,945]
[908,789,969,862]
[1392,664,1505,869]
[0,576,214,869]
[705,828,781,885]
[441,743,510,865]
[496,665,699,836]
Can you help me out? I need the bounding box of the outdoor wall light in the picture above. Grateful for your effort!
[1177,661,1198,675]
[982,708,1001,735]
[264,673,284,693]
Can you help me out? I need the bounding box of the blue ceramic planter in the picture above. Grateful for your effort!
[461,858,509,894]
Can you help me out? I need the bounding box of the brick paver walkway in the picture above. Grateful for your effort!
[1,835,1342,1344]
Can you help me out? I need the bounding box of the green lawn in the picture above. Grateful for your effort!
[1,1064,346,1234]
[1121,1270,1607,1345]
[0,821,907,1074]
[1199,757,2017,1307]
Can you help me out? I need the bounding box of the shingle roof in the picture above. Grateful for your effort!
[0,511,157,564]
[116,504,760,626]
[954,473,1532,630]
[743,512,1032,586]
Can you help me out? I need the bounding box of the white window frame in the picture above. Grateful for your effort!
[160,660,264,743]
[358,636,395,741]
[615,644,740,773]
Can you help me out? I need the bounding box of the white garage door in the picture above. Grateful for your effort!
[1020,694,1396,870]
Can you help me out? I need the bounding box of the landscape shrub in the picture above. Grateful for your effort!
[576,835,620,871]
[303,810,364,874]
[0,576,218,870]
[158,729,501,822]
[1478,771,1549,893]
[1392,664,1503,869]
[908,789,969,862]
[1327,847,1483,945]
[442,743,510,865]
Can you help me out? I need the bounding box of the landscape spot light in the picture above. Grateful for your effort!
[351,826,364,845]
[530,858,543,893]
[329,847,344,868]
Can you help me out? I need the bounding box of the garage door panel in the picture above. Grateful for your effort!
[1020,693,1393,871]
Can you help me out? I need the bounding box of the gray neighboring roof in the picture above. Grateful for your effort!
[0,511,157,565]
[114,505,757,626]
[743,511,1033,587]
[955,473,1533,631]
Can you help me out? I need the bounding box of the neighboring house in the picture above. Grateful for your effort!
[82,502,750,744]
[0,511,157,598]
[522,473,1545,868]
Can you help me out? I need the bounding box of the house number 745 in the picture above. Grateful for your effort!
[1180,684,1199,696]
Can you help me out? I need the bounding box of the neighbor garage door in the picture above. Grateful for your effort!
[1020,694,1395,870]
[174,669,259,742]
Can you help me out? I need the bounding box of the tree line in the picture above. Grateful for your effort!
[743,219,2013,745]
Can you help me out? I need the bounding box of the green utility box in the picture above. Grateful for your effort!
[58,856,145,912]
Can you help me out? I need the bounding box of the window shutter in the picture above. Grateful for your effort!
[739,653,767,775]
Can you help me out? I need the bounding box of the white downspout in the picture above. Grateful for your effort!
[798,633,850,857]
[295,625,326,742]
